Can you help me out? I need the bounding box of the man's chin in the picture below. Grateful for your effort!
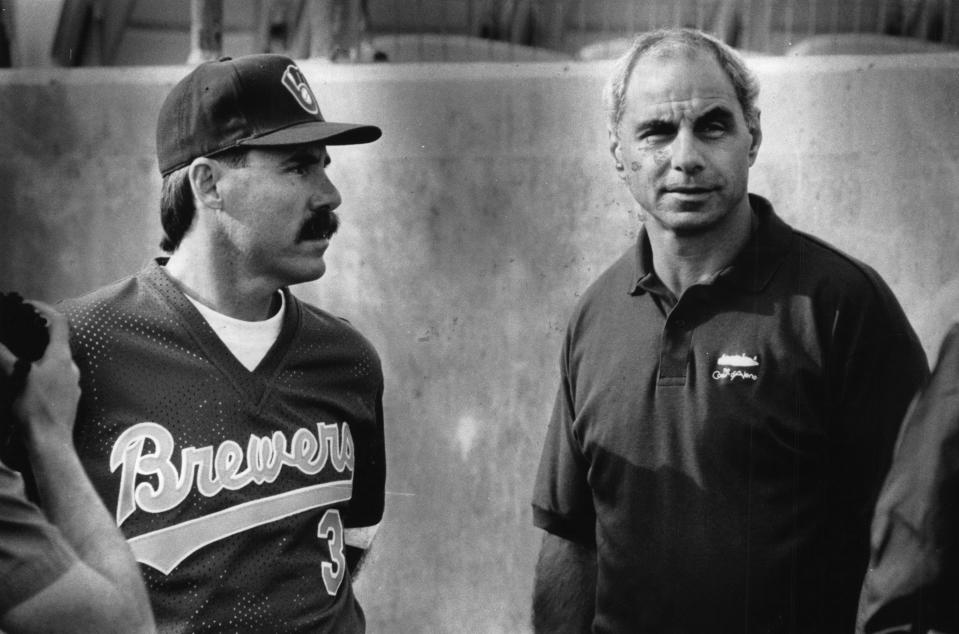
[282,260,328,286]
[655,209,725,237]
[306,262,327,281]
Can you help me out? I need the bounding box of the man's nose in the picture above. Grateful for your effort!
[669,129,705,174]
[311,172,342,211]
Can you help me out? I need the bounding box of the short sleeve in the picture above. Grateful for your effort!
[0,462,77,616]
[831,272,929,516]
[343,381,386,530]
[531,338,596,546]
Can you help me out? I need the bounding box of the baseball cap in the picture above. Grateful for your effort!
[156,54,381,176]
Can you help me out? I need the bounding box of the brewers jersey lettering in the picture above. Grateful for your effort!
[62,260,386,633]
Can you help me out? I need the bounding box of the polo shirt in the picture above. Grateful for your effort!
[532,195,928,633]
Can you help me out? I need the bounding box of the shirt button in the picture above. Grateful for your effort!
[674,319,685,328]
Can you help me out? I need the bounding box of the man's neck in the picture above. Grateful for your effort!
[164,248,280,322]
[646,201,755,299]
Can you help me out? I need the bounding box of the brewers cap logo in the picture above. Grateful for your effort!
[281,64,321,115]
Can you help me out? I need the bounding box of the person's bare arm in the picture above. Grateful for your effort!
[0,301,154,634]
[532,532,597,633]
[344,524,379,578]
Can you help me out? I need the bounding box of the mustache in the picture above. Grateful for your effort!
[298,207,340,241]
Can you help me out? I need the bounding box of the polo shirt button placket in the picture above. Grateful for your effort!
[659,312,692,386]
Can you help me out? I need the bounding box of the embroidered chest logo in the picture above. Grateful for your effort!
[281,64,321,115]
[712,353,760,382]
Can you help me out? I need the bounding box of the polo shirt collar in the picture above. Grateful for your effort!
[631,238,667,298]
[629,194,793,296]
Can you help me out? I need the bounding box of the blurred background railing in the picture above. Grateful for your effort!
[0,0,956,67]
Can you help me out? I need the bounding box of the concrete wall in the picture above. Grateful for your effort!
[1,54,958,632]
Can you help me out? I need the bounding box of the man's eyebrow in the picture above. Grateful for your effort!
[633,105,737,130]
[696,105,737,123]
[634,117,676,132]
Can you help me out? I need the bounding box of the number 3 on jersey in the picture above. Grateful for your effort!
[318,509,346,595]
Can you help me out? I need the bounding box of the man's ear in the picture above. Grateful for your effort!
[608,127,626,179]
[187,158,223,211]
[747,111,762,167]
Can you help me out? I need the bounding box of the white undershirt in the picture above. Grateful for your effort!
[186,292,285,371]
[185,290,380,548]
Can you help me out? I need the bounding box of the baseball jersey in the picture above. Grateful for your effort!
[533,195,929,633]
[0,460,76,616]
[62,259,386,633]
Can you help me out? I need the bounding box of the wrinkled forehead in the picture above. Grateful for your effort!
[625,50,743,121]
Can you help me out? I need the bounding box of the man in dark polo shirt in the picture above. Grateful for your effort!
[531,28,928,633]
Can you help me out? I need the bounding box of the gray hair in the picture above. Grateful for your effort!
[603,28,760,137]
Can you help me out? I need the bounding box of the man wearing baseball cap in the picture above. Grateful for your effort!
[60,55,386,632]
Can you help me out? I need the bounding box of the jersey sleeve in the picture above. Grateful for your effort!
[343,380,386,533]
[531,334,596,546]
[0,463,77,616]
